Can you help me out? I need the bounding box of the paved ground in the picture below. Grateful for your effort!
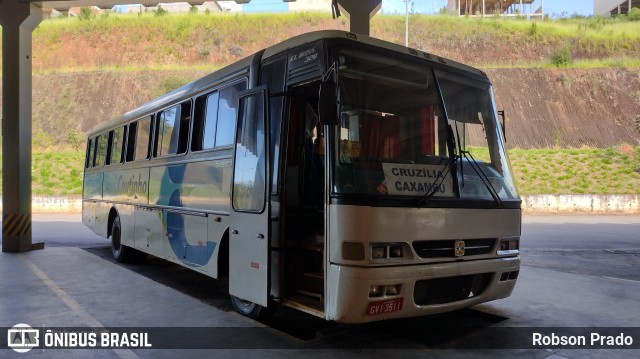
[1,214,639,358]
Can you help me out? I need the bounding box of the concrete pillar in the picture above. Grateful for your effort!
[337,0,381,36]
[0,2,44,252]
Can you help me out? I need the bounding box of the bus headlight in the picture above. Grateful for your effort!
[498,236,520,255]
[389,244,403,258]
[370,243,412,261]
[371,245,387,259]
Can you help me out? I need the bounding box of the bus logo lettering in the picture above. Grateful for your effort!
[117,173,148,196]
[454,240,465,257]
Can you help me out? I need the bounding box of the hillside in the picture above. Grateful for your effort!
[0,66,635,150]
[0,12,639,196]
[1,12,639,71]
[0,12,639,149]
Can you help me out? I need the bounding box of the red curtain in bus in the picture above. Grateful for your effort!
[421,106,435,156]
[359,112,400,167]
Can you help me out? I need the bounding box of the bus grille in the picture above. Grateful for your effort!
[412,239,496,259]
[413,273,493,305]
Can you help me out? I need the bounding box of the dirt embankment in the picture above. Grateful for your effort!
[5,15,638,72]
[489,67,640,148]
[0,67,638,149]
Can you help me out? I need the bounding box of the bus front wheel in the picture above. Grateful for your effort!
[229,295,275,320]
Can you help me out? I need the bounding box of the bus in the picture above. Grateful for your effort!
[83,30,521,323]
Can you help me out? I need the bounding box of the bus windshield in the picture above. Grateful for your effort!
[332,47,518,201]
[435,70,518,202]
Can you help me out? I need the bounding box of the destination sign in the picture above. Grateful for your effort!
[382,163,454,197]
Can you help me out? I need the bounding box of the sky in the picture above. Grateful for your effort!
[381,0,594,17]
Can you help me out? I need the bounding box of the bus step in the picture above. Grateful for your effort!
[297,272,324,297]
[304,243,324,253]
[296,290,323,301]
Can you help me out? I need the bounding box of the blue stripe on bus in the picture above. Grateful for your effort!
[165,211,215,267]
[158,164,216,267]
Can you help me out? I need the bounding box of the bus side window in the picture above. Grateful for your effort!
[110,126,126,165]
[156,101,191,157]
[191,91,218,152]
[106,130,114,165]
[85,138,94,168]
[134,116,152,161]
[125,122,137,162]
[216,81,247,147]
[202,92,220,150]
[94,133,107,167]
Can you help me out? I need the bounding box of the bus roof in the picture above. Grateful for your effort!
[88,30,487,137]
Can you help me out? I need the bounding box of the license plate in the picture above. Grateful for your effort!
[367,298,404,316]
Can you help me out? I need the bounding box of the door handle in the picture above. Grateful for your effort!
[231,230,239,235]
[257,234,264,239]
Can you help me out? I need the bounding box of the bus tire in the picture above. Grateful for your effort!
[110,216,133,263]
[229,295,276,321]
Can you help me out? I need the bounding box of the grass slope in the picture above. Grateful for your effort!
[0,12,638,72]
[0,146,637,196]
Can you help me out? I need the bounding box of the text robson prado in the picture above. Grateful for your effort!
[532,332,634,347]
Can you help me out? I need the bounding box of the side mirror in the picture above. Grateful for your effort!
[318,81,338,126]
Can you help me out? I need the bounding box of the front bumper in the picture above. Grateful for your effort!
[325,256,520,323]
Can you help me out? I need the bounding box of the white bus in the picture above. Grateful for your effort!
[83,30,521,323]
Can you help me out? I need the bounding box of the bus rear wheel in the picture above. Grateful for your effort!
[110,216,132,263]
[229,295,275,320]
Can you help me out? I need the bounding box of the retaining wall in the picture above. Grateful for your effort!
[1,195,638,214]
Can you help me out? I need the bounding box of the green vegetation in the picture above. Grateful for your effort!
[508,146,640,195]
[0,151,85,196]
[0,146,637,196]
[551,47,573,67]
[23,11,640,74]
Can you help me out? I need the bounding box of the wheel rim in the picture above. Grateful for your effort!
[112,225,121,255]
[237,298,253,308]
[232,296,256,315]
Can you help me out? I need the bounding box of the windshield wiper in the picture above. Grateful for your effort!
[417,122,460,206]
[459,150,503,206]
[416,155,457,205]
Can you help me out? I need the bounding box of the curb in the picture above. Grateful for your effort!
[0,195,638,214]
[0,196,82,213]
[522,194,640,215]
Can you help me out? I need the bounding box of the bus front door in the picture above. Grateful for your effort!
[229,89,270,307]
